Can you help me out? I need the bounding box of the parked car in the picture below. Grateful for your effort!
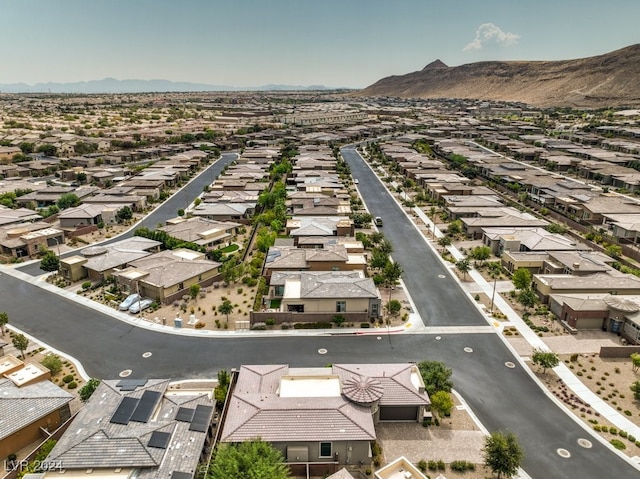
[354,178,359,184]
[119,293,140,311]
[374,216,383,226]
[128,298,153,314]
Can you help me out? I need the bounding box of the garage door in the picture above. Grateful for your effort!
[379,406,417,421]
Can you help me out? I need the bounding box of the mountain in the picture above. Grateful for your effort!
[0,78,335,94]
[360,44,640,108]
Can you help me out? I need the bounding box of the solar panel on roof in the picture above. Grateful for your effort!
[170,472,193,479]
[175,407,195,422]
[116,379,148,391]
[130,390,162,423]
[188,404,213,432]
[109,396,139,425]
[147,431,171,449]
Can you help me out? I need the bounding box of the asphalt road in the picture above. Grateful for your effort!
[17,152,238,277]
[1,147,636,478]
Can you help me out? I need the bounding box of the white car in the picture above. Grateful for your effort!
[128,298,153,314]
[354,178,359,184]
[119,293,140,311]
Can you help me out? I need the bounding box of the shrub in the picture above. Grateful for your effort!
[593,425,601,432]
[609,427,618,435]
[41,354,63,375]
[570,353,579,362]
[628,435,636,442]
[601,426,609,433]
[81,281,92,290]
[450,460,475,472]
[280,322,290,330]
[62,374,74,383]
[427,460,438,471]
[417,460,427,472]
[67,381,77,389]
[195,322,205,329]
[610,439,626,450]
[624,410,632,416]
[265,318,275,326]
[251,322,267,331]
[360,323,370,328]
[437,460,445,471]
[619,431,628,438]
[293,322,333,329]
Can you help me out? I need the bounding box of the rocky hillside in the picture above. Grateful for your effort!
[360,44,640,108]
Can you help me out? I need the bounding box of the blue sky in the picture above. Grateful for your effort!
[1,0,638,88]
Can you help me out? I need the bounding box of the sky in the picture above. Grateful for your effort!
[1,0,638,88]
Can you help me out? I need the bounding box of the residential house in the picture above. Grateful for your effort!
[264,244,366,280]
[219,363,429,470]
[0,357,72,461]
[58,203,110,229]
[60,237,162,282]
[532,271,640,303]
[268,270,381,318]
[0,206,41,227]
[287,217,355,243]
[39,379,215,479]
[0,222,64,260]
[460,208,549,239]
[0,146,22,162]
[190,202,255,222]
[158,217,241,249]
[113,249,221,304]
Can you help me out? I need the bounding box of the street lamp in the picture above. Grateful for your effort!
[490,275,497,313]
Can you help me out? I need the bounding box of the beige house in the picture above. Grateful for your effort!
[264,244,366,280]
[532,271,640,303]
[158,217,241,249]
[0,357,72,461]
[114,249,221,304]
[220,363,429,473]
[269,270,381,317]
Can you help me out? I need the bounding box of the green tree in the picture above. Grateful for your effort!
[447,219,462,237]
[470,246,491,265]
[383,261,403,284]
[56,193,80,210]
[76,172,87,184]
[220,257,242,284]
[437,236,452,253]
[208,440,291,479]
[430,390,454,420]
[12,333,29,359]
[417,361,453,396]
[40,250,60,272]
[219,299,234,322]
[214,370,230,408]
[41,353,63,375]
[116,206,133,222]
[605,244,623,260]
[512,268,532,290]
[387,299,402,315]
[631,353,640,373]
[19,142,34,154]
[79,378,101,402]
[378,239,394,254]
[456,258,471,280]
[256,228,276,253]
[370,249,390,270]
[483,430,524,479]
[0,311,7,336]
[531,349,559,374]
[189,283,201,299]
[37,144,57,156]
[631,381,640,400]
[517,288,537,310]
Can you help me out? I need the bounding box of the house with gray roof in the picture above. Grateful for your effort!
[158,217,241,249]
[268,270,381,317]
[39,379,214,479]
[0,376,72,461]
[219,363,429,468]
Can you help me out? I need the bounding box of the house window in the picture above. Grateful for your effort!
[275,285,285,296]
[319,442,332,458]
[336,301,346,313]
[178,282,184,290]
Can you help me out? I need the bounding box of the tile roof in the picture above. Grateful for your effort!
[0,378,73,440]
[46,379,214,477]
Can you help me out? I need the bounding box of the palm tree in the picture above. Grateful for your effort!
[456,259,471,280]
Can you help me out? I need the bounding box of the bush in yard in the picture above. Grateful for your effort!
[41,353,63,375]
[610,439,626,450]
[417,460,427,472]
[62,374,74,383]
[67,381,77,389]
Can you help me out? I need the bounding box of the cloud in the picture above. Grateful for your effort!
[463,23,520,51]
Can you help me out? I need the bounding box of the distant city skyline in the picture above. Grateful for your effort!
[1,0,638,89]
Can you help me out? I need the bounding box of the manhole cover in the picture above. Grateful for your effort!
[435,336,442,341]
[119,369,132,378]
[318,348,328,355]
[464,347,473,353]
[557,448,571,458]
[438,274,446,278]
[142,352,152,358]
[577,438,592,448]
[505,362,516,369]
